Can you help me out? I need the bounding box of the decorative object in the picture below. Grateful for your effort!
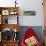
[25,36,38,46]
[5,18,8,24]
[14,28,17,32]
[2,10,9,15]
[15,0,17,7]
[2,28,19,41]
[13,32,18,41]
[23,11,36,16]
[9,10,18,15]
[21,28,41,46]
[2,28,13,41]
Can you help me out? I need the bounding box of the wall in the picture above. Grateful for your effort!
[0,0,44,26]
[0,0,44,44]
[18,0,44,26]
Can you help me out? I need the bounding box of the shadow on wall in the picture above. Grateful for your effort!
[18,26,43,44]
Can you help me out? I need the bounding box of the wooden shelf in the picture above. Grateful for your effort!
[2,40,19,42]
[0,24,20,32]
[0,7,19,12]
[0,7,19,46]
[0,40,19,46]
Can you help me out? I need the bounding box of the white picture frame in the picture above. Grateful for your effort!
[2,10,9,15]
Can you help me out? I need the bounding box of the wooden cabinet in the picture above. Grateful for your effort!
[0,7,19,46]
[0,7,19,24]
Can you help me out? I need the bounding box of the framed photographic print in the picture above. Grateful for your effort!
[2,10,9,15]
[23,11,36,16]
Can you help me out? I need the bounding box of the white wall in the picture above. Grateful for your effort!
[0,0,44,26]
[18,0,44,26]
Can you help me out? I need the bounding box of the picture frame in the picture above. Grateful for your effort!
[23,11,36,16]
[2,10,9,15]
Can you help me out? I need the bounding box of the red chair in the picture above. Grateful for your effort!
[21,28,41,46]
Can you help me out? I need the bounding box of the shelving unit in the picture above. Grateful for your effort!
[0,7,20,46]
